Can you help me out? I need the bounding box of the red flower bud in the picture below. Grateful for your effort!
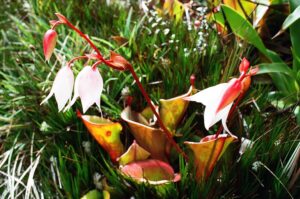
[239,57,250,73]
[105,51,131,70]
[43,29,57,61]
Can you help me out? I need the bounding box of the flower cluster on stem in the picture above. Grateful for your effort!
[41,13,188,160]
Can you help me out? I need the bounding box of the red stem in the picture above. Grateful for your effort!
[128,65,189,161]
[63,20,104,59]
[67,55,88,67]
[58,15,188,161]
[64,20,127,71]
[92,60,103,69]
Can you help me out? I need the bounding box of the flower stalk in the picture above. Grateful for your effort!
[67,55,89,67]
[52,13,188,161]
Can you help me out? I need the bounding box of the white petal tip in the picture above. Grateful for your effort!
[58,106,64,112]
[40,92,53,106]
[63,102,74,112]
[82,103,92,113]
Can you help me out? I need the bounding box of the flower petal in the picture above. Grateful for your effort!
[78,67,103,113]
[40,89,54,105]
[41,66,74,111]
[66,74,80,111]
[204,102,233,131]
[216,78,242,113]
[220,102,233,135]
[203,103,218,130]
[184,83,229,130]
[184,83,228,106]
[53,66,74,111]
[67,66,103,113]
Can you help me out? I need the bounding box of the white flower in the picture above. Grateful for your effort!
[66,66,103,113]
[41,66,74,111]
[184,78,243,135]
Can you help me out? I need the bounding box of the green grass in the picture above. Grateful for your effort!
[0,0,299,198]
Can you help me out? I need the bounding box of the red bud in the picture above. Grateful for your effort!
[43,29,57,61]
[105,51,130,70]
[239,58,250,73]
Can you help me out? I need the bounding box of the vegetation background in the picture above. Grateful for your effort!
[0,0,299,198]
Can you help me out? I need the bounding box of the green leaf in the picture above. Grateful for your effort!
[274,5,300,38]
[257,63,294,77]
[212,9,226,28]
[257,63,299,94]
[221,4,299,94]
[220,4,268,56]
[289,0,300,70]
[281,5,300,31]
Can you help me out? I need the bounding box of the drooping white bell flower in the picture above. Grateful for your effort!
[66,66,103,113]
[184,58,255,135]
[184,79,243,135]
[41,66,74,111]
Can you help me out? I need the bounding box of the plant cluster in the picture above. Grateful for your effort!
[0,0,299,198]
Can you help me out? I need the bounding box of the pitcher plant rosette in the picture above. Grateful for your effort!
[41,13,259,189]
